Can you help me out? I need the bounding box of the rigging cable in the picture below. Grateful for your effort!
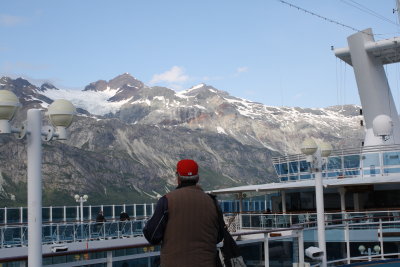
[339,0,397,26]
[277,0,393,37]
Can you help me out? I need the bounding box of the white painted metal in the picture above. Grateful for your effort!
[80,199,84,222]
[298,230,304,265]
[314,171,327,266]
[27,109,43,267]
[340,29,400,146]
[106,251,112,267]
[49,206,52,222]
[345,221,350,264]
[379,219,384,259]
[264,233,269,267]
[338,188,346,212]
[281,191,286,214]
[211,175,400,195]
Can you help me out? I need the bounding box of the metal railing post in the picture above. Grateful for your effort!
[298,230,304,266]
[264,233,269,267]
[107,250,112,267]
[345,221,350,264]
[379,219,384,259]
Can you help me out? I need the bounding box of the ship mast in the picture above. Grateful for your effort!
[334,29,400,146]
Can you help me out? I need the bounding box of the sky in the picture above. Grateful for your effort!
[1,0,400,108]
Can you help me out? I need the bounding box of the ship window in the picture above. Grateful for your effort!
[275,163,288,175]
[299,160,310,172]
[289,161,298,174]
[344,155,360,169]
[327,156,342,170]
[290,175,299,181]
[52,207,64,222]
[280,176,288,182]
[6,208,19,224]
[0,208,4,224]
[384,167,400,174]
[42,207,50,222]
[362,153,380,168]
[65,207,77,222]
[300,174,311,179]
[383,152,400,166]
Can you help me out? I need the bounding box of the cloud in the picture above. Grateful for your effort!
[150,66,189,85]
[236,66,248,73]
[0,14,25,27]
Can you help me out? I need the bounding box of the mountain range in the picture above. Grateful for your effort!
[0,74,363,206]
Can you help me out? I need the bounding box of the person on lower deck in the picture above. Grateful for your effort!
[143,159,223,267]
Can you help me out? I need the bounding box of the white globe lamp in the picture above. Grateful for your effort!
[301,138,318,155]
[320,142,333,158]
[0,90,20,133]
[47,99,76,140]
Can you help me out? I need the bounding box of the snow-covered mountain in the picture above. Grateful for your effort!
[0,74,363,205]
[32,74,362,154]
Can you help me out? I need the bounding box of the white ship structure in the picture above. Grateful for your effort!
[3,21,400,267]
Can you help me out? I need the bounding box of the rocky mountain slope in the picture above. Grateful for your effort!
[0,74,363,206]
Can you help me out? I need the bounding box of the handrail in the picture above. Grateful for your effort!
[0,227,303,263]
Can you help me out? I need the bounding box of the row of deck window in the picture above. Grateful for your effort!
[274,151,400,182]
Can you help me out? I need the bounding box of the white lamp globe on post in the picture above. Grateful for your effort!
[320,142,333,158]
[47,99,76,140]
[301,138,318,163]
[0,90,20,133]
[75,194,88,223]
[301,138,329,267]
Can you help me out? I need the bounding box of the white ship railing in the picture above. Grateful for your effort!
[272,144,400,182]
[0,220,147,248]
[3,220,400,266]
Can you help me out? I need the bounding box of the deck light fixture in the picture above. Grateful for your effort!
[301,138,332,267]
[358,244,381,261]
[0,90,76,267]
[0,90,20,133]
[75,194,89,223]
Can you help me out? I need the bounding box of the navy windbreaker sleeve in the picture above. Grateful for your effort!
[143,196,168,245]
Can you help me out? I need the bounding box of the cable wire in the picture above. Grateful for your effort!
[277,0,391,37]
[340,0,397,26]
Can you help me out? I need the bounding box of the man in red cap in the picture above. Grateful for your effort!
[143,159,223,267]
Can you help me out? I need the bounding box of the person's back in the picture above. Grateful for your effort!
[162,184,219,267]
[143,159,222,267]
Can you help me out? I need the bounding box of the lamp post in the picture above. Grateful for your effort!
[74,194,88,223]
[0,90,76,267]
[301,138,332,267]
[358,245,381,261]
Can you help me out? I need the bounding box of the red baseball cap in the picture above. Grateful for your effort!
[176,159,199,179]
